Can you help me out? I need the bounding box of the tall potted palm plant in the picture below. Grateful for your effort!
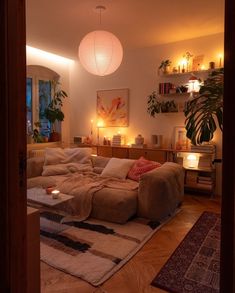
[184,68,223,145]
[43,80,68,142]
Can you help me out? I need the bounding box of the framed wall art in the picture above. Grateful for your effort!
[97,88,129,127]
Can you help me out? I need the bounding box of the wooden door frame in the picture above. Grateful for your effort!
[0,0,27,292]
[220,0,235,291]
[0,0,234,292]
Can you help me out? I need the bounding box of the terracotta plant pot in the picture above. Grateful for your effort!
[49,132,61,142]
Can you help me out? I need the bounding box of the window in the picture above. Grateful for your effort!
[26,65,60,141]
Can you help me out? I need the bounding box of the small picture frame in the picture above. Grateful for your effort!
[173,126,190,150]
[192,55,204,71]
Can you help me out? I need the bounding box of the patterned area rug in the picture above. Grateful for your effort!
[151,211,220,293]
[40,210,179,286]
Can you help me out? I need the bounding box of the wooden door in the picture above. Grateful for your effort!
[0,0,27,292]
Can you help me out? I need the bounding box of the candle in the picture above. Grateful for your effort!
[90,119,93,136]
[218,54,223,68]
[51,189,60,199]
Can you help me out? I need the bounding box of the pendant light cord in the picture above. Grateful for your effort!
[96,5,105,26]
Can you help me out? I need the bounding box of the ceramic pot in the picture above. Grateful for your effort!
[49,131,60,142]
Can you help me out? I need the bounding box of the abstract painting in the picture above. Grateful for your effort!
[97,88,129,127]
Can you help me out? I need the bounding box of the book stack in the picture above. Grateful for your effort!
[197,176,213,190]
[112,135,125,146]
[191,144,216,153]
[159,83,174,94]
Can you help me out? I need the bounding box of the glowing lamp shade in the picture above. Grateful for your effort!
[186,154,198,168]
[78,30,123,76]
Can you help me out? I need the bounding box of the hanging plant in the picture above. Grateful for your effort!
[184,68,223,145]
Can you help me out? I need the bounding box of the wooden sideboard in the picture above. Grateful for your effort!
[72,144,175,164]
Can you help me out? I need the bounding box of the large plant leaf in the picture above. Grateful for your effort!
[184,68,223,145]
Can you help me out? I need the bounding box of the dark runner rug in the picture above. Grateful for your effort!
[151,211,220,293]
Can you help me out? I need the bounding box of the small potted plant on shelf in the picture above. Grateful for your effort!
[43,80,68,142]
[159,59,172,74]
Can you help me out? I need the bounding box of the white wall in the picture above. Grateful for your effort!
[69,32,224,195]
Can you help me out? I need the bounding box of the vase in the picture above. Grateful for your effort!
[49,132,60,142]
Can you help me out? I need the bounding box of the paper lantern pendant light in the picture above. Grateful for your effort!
[79,30,123,76]
[78,6,123,76]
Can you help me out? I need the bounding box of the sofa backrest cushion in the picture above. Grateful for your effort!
[100,158,135,179]
[44,147,92,165]
[27,156,44,178]
[127,156,162,181]
[91,156,110,168]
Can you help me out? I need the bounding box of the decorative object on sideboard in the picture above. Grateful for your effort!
[173,126,189,150]
[96,120,105,145]
[135,134,144,145]
[151,135,163,149]
[78,5,123,76]
[74,136,87,144]
[112,134,125,146]
[184,68,223,145]
[42,80,68,142]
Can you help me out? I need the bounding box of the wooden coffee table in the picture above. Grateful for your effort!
[27,187,74,207]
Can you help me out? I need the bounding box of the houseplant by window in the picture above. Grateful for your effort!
[184,68,223,145]
[43,80,68,142]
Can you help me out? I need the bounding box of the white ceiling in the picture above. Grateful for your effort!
[26,0,224,59]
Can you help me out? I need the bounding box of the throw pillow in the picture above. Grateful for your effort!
[127,156,162,181]
[62,148,92,164]
[91,155,110,168]
[100,158,135,179]
[44,148,66,165]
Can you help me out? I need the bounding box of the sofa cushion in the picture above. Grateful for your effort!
[91,156,110,168]
[127,156,162,181]
[27,156,44,178]
[91,187,137,224]
[100,158,135,179]
[62,148,92,164]
[44,147,92,165]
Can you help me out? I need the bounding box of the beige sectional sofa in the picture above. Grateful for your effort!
[27,148,184,224]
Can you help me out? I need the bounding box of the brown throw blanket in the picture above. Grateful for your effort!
[53,171,138,222]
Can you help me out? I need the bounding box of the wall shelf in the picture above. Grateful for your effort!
[159,68,221,77]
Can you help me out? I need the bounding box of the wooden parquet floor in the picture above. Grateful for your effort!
[41,194,221,293]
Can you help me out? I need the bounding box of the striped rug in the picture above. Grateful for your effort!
[40,210,178,286]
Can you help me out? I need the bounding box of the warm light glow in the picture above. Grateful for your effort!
[200,65,206,70]
[188,75,201,92]
[78,30,123,76]
[218,53,223,67]
[181,59,187,66]
[26,45,74,65]
[51,189,60,199]
[97,120,105,128]
[186,154,198,168]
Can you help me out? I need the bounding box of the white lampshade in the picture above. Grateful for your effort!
[78,30,123,76]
